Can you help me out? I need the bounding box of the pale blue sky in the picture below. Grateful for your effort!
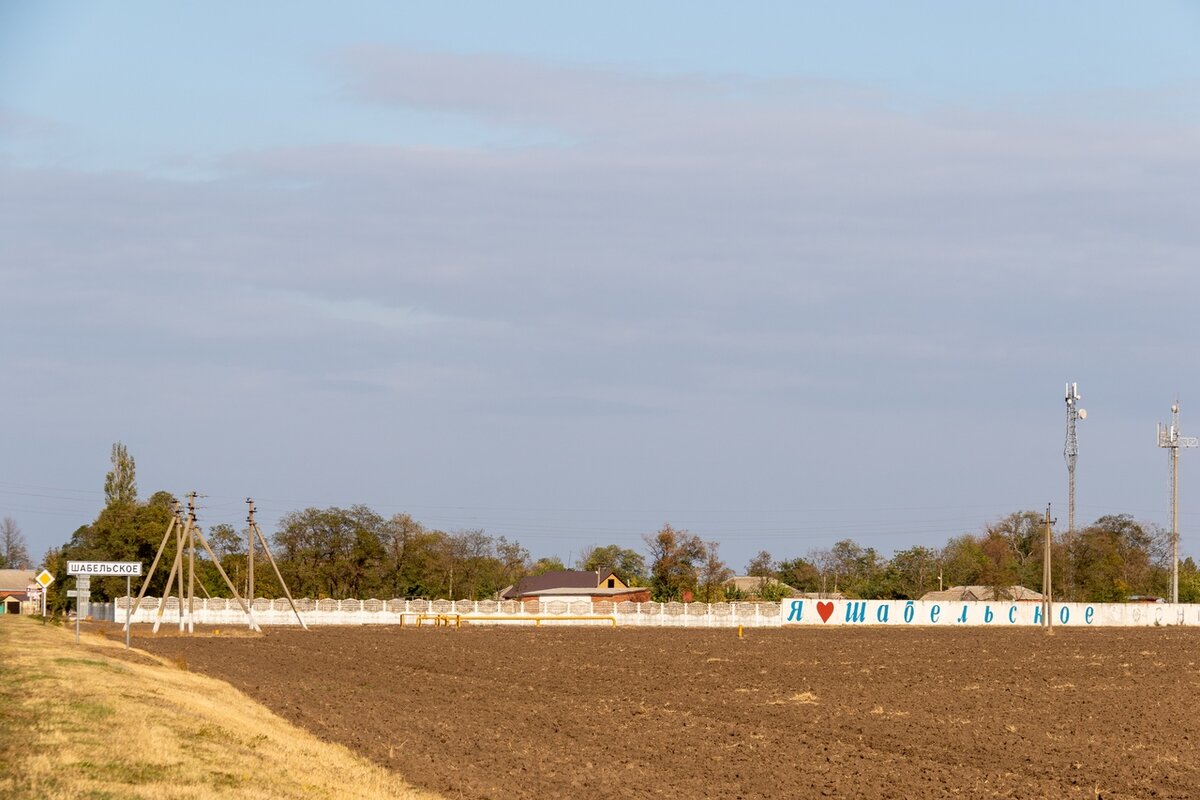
[2,2,1199,572]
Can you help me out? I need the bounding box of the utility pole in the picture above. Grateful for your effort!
[247,498,255,604]
[246,498,308,629]
[1042,504,1056,634]
[1158,401,1197,604]
[1063,382,1085,599]
[186,492,197,635]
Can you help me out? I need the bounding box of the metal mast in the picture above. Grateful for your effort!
[1157,400,1198,604]
[1063,382,1085,598]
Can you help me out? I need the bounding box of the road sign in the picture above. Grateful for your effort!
[35,570,54,588]
[67,561,143,577]
[76,575,91,590]
[66,589,85,598]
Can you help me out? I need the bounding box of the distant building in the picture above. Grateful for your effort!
[725,576,802,599]
[500,570,650,603]
[0,569,37,614]
[920,585,1044,602]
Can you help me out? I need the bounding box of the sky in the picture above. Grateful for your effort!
[2,1,1199,574]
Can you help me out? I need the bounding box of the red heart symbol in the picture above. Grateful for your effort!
[817,601,834,623]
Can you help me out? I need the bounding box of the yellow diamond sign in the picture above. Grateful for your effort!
[35,570,54,588]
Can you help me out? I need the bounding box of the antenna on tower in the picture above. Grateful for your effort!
[1157,399,1198,604]
[1064,382,1085,597]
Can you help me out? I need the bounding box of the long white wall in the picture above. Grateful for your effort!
[114,597,1200,628]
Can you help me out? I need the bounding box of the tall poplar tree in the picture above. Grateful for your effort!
[104,442,137,507]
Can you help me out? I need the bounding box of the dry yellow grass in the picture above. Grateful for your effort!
[0,616,440,800]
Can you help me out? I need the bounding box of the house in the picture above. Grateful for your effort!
[725,576,803,599]
[0,569,37,615]
[920,585,1044,602]
[501,570,650,603]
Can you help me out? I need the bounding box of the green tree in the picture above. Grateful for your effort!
[272,506,389,598]
[1070,514,1154,602]
[61,490,177,601]
[1178,557,1200,603]
[986,510,1044,591]
[939,534,987,587]
[885,546,939,599]
[644,523,705,602]
[104,442,137,507]
[776,556,820,593]
[530,556,566,575]
[826,539,886,598]
[746,550,775,578]
[578,544,647,585]
[381,514,446,597]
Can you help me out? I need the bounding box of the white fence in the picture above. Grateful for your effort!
[118,597,783,628]
[115,597,1200,629]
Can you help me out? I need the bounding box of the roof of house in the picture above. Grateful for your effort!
[511,586,649,598]
[920,585,1044,602]
[0,569,36,591]
[502,570,620,599]
[725,576,802,597]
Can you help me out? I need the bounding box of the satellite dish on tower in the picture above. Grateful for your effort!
[1078,409,1087,420]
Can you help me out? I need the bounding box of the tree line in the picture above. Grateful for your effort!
[32,444,1200,609]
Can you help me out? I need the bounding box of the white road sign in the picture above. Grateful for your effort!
[35,570,54,588]
[67,561,143,577]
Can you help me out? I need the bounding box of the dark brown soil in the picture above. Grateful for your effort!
[137,626,1200,799]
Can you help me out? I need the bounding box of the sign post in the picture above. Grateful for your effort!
[66,562,143,646]
[73,576,90,643]
[34,569,54,624]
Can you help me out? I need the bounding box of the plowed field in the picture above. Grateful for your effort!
[137,626,1200,799]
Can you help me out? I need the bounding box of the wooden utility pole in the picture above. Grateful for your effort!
[153,505,187,634]
[125,505,179,634]
[246,498,308,630]
[186,492,197,634]
[1042,504,1056,635]
[247,498,255,605]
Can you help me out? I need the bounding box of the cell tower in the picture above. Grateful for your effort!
[1157,400,1197,604]
[1063,382,1086,543]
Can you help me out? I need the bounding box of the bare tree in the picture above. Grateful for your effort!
[1,517,31,569]
[808,548,837,597]
[697,541,733,603]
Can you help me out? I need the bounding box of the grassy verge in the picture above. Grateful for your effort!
[0,616,439,800]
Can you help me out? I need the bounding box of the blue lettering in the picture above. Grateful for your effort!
[787,600,804,622]
[956,606,969,623]
[1033,606,1042,624]
[1084,606,1094,625]
[984,606,994,623]
[876,604,890,623]
[903,601,915,623]
[845,601,868,623]
[1009,606,1018,624]
[930,605,941,623]
[1059,606,1070,625]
